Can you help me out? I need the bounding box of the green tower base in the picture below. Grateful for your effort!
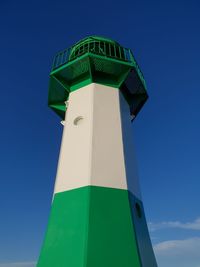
[37,186,142,267]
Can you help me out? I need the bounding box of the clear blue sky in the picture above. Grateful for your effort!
[0,0,200,266]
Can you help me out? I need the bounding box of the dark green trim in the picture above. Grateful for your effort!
[70,78,92,92]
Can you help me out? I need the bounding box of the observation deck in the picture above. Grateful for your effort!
[48,36,148,119]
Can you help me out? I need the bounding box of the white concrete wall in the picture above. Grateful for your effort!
[53,83,141,200]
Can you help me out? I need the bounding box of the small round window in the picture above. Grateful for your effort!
[135,202,142,218]
[73,116,84,126]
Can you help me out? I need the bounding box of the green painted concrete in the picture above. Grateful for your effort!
[37,186,141,267]
[37,187,89,267]
[129,193,158,267]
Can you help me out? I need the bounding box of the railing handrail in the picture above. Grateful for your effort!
[52,41,133,71]
[51,41,146,89]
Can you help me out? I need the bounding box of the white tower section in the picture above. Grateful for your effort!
[54,83,141,199]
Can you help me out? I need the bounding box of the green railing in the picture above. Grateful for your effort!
[51,40,146,89]
[52,41,133,71]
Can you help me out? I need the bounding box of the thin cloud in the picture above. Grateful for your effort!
[148,217,200,232]
[154,237,200,252]
[0,262,36,267]
[154,237,200,267]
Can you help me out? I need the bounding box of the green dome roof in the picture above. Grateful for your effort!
[72,35,121,48]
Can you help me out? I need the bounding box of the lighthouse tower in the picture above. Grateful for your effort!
[37,36,157,267]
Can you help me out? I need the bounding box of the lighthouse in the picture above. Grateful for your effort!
[37,36,157,267]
